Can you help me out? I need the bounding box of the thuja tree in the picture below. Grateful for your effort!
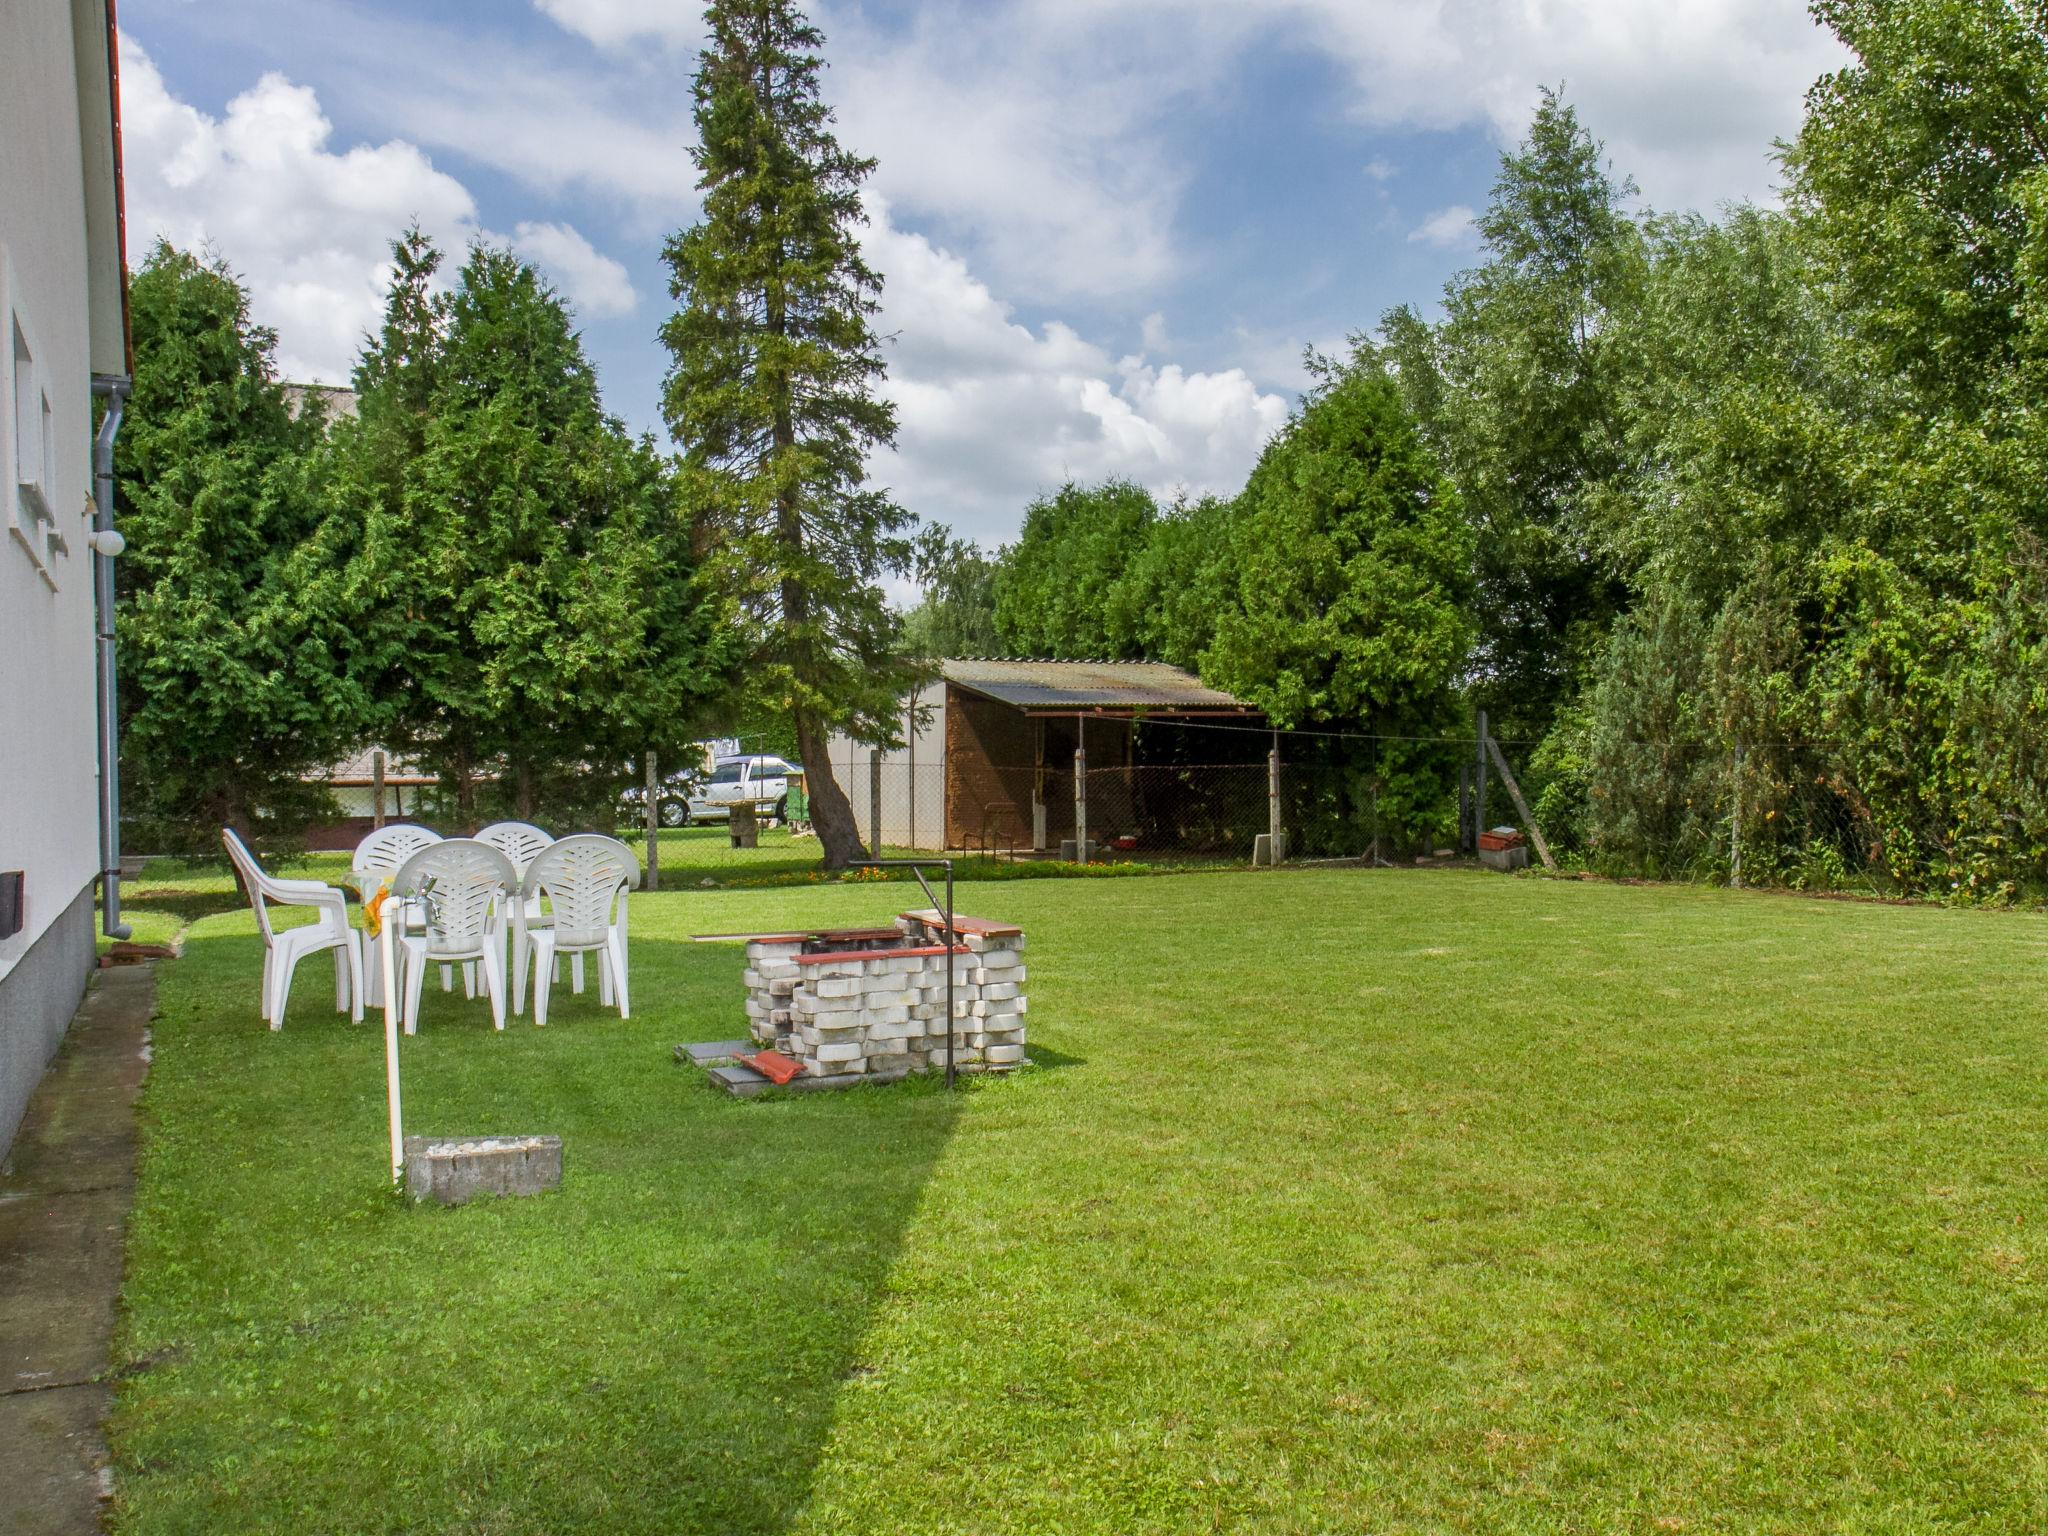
[1203,359,1476,852]
[116,242,381,841]
[662,0,918,868]
[352,239,731,824]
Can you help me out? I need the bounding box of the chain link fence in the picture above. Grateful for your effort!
[1524,731,2048,903]
[119,718,2048,904]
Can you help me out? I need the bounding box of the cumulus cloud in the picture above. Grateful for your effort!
[1408,205,1478,250]
[121,40,476,382]
[121,43,641,381]
[511,221,637,318]
[532,0,701,50]
[866,207,1290,546]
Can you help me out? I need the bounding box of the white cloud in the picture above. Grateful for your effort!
[121,43,638,381]
[121,41,477,382]
[867,207,1289,546]
[525,0,1840,312]
[1154,0,1845,212]
[1408,205,1478,250]
[511,221,637,319]
[528,1,1188,305]
[384,66,700,218]
[532,0,700,50]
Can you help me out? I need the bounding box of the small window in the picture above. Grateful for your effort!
[11,316,35,501]
[710,762,745,785]
[8,308,60,589]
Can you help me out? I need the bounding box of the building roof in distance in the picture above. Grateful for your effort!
[281,382,360,423]
[306,746,436,786]
[939,658,1254,714]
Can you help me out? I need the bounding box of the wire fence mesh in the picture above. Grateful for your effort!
[119,716,2048,903]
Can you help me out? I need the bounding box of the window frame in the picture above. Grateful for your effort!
[3,251,66,592]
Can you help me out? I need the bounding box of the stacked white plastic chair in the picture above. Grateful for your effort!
[519,835,640,1025]
[350,823,443,1006]
[221,827,362,1029]
[475,821,553,876]
[477,822,557,1013]
[386,839,519,1033]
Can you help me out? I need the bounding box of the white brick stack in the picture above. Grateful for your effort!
[738,914,1027,1082]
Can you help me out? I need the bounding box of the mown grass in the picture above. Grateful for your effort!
[110,867,2048,1532]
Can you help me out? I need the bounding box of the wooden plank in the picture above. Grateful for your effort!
[1484,737,1557,871]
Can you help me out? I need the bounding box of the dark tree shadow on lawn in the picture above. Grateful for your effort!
[114,928,966,1535]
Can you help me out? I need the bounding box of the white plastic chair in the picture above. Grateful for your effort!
[519,835,640,1025]
[221,827,362,1029]
[351,823,445,1005]
[477,822,558,1013]
[387,839,518,1034]
[475,821,553,875]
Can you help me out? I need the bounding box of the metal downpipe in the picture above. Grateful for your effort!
[91,373,131,941]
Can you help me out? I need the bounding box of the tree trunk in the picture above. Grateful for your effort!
[796,707,867,870]
[453,748,476,830]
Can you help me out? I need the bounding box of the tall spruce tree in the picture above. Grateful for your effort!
[661,0,916,868]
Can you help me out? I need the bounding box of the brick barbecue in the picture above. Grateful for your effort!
[739,911,1027,1081]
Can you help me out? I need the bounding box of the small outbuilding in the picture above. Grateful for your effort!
[825,659,1258,854]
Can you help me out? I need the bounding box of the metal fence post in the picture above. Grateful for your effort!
[644,750,660,891]
[1730,742,1744,889]
[869,748,883,854]
[1475,710,1489,838]
[1267,735,1284,863]
[372,749,387,831]
[1073,724,1088,863]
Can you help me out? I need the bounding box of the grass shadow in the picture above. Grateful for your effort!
[110,926,964,1534]
[1018,1042,1087,1072]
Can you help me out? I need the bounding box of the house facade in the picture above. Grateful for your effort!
[0,0,129,1155]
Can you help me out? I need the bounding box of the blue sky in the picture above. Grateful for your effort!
[118,0,1842,548]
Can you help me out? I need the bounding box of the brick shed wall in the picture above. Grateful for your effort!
[945,687,1039,848]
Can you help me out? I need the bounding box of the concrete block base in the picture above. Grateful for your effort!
[403,1134,562,1204]
[1478,845,1530,872]
[1253,832,1289,866]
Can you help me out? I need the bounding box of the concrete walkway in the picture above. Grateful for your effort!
[0,963,154,1536]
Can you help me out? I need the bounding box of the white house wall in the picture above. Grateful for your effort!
[0,1,105,982]
[825,681,947,851]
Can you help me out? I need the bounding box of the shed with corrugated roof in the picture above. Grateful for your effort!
[824,658,1258,853]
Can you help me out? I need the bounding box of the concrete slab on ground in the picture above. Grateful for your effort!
[0,962,154,1536]
[677,1039,752,1066]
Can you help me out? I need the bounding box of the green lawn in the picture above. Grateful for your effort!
[109,868,2048,1532]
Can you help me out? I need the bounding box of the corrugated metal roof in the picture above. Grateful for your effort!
[940,658,1253,713]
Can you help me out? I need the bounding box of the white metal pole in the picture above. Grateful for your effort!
[381,909,403,1186]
